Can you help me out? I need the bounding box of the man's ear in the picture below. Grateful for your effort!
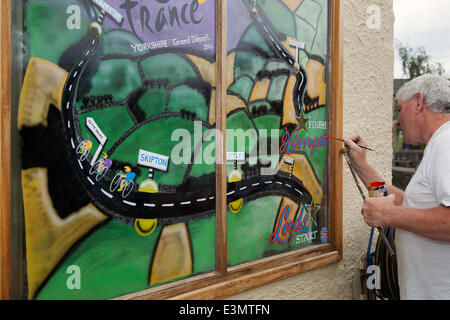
[414,92,424,113]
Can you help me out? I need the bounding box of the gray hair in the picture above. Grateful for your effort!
[397,74,450,113]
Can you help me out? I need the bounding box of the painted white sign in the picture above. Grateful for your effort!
[90,0,123,24]
[284,157,294,165]
[289,39,305,50]
[86,117,107,145]
[227,152,245,162]
[138,149,169,172]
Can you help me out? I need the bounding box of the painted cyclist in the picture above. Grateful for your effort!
[89,152,112,181]
[76,137,93,161]
[118,166,136,191]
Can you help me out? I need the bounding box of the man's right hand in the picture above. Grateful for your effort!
[341,134,405,205]
[341,134,380,186]
[342,135,369,171]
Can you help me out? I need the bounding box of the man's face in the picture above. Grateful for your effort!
[395,97,422,145]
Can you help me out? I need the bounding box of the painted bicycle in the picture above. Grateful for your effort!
[110,166,136,198]
[89,152,112,181]
[76,138,92,162]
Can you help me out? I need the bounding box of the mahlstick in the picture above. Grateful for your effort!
[343,152,395,257]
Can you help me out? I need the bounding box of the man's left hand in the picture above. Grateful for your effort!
[361,194,396,227]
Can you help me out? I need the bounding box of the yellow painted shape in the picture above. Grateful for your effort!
[138,179,159,193]
[22,168,108,299]
[282,75,299,126]
[278,154,323,204]
[249,78,270,102]
[226,94,246,114]
[186,52,241,125]
[135,179,159,236]
[150,223,193,285]
[281,0,304,12]
[228,169,242,183]
[134,219,158,237]
[228,169,244,214]
[185,54,217,125]
[186,52,237,88]
[209,89,216,125]
[305,59,327,110]
[229,198,243,214]
[186,54,216,87]
[206,91,246,126]
[226,52,237,88]
[281,35,301,59]
[18,57,68,128]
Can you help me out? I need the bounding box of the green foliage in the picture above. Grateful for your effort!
[397,41,446,79]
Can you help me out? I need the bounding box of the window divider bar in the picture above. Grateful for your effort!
[215,0,228,274]
[0,0,12,300]
[329,0,344,258]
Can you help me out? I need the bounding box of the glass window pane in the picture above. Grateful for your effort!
[226,0,330,267]
[15,0,217,299]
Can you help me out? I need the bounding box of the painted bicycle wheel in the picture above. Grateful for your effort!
[75,140,86,155]
[89,161,101,175]
[122,180,135,199]
[79,147,89,162]
[96,165,108,182]
[110,174,122,193]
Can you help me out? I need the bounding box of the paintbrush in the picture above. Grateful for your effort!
[327,136,375,152]
[343,152,396,257]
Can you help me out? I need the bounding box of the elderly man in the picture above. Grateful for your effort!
[344,74,450,299]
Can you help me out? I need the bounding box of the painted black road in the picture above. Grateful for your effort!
[244,0,308,114]
[60,0,313,225]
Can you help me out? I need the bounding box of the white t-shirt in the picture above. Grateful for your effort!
[397,121,450,300]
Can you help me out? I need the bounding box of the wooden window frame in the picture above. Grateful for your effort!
[0,0,343,300]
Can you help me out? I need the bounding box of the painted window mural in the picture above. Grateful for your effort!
[225,0,329,266]
[14,0,331,300]
[18,0,217,299]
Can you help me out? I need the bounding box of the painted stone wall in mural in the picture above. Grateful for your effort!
[17,0,329,299]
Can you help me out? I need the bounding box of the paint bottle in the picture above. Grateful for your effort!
[367,181,388,198]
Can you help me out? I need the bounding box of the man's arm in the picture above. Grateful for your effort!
[387,184,404,206]
[388,205,450,242]
[362,195,450,242]
[343,135,404,205]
